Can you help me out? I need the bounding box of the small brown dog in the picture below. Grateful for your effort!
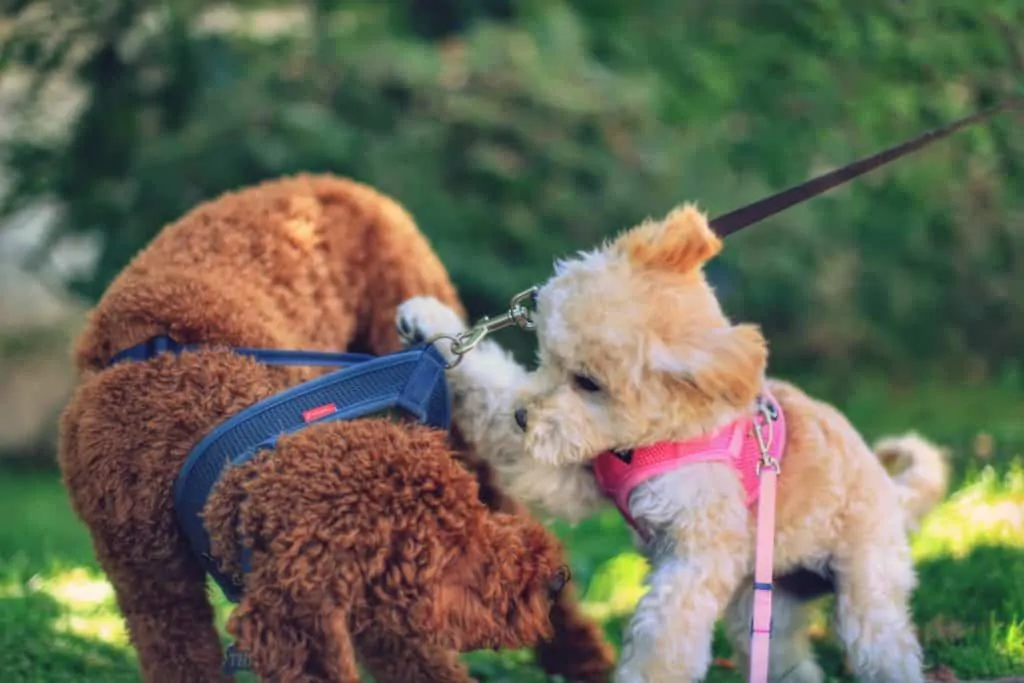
[398,204,950,683]
[58,174,613,682]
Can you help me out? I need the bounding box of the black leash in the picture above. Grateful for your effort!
[709,97,1023,237]
[446,98,1022,342]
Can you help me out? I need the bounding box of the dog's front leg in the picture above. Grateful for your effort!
[397,296,527,465]
[616,557,749,683]
[616,464,753,683]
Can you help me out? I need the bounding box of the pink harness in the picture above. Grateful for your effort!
[591,393,785,683]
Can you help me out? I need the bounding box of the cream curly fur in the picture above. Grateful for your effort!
[397,204,949,683]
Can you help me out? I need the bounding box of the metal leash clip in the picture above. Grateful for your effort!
[431,286,539,368]
[753,395,780,476]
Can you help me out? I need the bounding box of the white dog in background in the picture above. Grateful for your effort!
[397,204,948,683]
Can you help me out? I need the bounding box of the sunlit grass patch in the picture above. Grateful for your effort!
[907,460,1024,678]
[33,567,115,608]
[578,551,649,623]
[995,619,1024,662]
[913,459,1024,561]
[1,563,127,640]
[0,564,137,682]
[0,468,137,681]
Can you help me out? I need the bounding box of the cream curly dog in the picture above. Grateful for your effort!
[396,204,949,683]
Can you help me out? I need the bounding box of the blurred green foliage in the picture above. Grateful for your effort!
[2,0,1022,379]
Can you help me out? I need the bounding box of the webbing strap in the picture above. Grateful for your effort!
[108,334,376,368]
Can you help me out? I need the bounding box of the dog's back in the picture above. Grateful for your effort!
[72,174,462,373]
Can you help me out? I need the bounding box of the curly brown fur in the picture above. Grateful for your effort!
[58,174,612,683]
[204,419,569,682]
[447,429,616,683]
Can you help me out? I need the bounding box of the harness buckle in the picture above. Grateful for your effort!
[430,286,538,368]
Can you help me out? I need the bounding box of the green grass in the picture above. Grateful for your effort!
[1,377,1022,682]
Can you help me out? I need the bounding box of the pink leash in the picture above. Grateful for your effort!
[748,399,780,683]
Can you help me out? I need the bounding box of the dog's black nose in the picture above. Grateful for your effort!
[514,407,528,431]
[548,565,571,597]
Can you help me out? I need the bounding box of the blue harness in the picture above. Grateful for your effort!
[108,335,451,603]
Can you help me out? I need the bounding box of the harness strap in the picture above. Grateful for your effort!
[108,334,376,368]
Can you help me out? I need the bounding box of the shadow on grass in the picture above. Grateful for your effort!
[0,592,139,683]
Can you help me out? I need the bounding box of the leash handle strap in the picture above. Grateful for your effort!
[748,465,779,683]
[711,97,1024,238]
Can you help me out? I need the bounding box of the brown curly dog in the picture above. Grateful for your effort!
[58,174,614,682]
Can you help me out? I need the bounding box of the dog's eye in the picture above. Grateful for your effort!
[572,374,601,393]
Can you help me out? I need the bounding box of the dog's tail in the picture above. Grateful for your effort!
[873,432,950,532]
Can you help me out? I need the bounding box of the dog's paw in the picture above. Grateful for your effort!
[396,296,468,347]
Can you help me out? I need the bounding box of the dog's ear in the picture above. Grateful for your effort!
[649,323,767,408]
[613,203,722,274]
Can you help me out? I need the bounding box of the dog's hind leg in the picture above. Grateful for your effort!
[356,631,472,683]
[724,583,825,683]
[227,589,361,683]
[59,387,229,682]
[75,516,227,682]
[100,551,230,683]
[831,524,924,683]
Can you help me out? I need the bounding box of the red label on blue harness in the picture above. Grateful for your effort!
[302,403,338,422]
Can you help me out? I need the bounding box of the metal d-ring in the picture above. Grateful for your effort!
[428,286,539,369]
